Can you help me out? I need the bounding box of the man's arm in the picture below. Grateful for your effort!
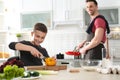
[77,40,87,49]
[80,28,104,54]
[85,27,104,50]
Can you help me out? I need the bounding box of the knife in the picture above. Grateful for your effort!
[73,46,79,52]
[39,55,47,61]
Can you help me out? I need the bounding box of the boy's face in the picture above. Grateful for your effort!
[31,30,47,46]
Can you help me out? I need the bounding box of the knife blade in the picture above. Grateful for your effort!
[73,46,79,52]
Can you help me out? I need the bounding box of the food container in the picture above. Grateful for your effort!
[0,44,9,58]
[56,53,64,59]
[80,60,101,71]
[80,60,101,66]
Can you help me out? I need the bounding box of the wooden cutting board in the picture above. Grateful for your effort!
[26,65,67,71]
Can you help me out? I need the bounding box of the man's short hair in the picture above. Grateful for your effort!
[86,0,98,6]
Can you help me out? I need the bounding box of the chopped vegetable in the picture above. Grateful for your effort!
[30,71,39,77]
[22,71,40,78]
[22,71,31,78]
[36,70,58,75]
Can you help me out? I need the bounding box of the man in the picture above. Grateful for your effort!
[9,23,49,66]
[77,0,110,60]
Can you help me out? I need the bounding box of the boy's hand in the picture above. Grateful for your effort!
[30,47,43,58]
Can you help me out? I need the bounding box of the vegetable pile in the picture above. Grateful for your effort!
[0,58,24,73]
[0,58,24,80]
[0,65,24,80]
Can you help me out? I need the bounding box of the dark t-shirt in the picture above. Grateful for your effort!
[9,40,49,66]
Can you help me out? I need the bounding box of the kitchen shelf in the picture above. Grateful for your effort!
[0,58,7,64]
[54,20,81,28]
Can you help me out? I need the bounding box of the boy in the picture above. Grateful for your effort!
[9,23,49,66]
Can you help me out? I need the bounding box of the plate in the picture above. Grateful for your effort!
[82,66,97,71]
[36,70,58,75]
[65,51,80,56]
[21,75,41,80]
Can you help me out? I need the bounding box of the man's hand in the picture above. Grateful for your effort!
[77,43,84,50]
[79,47,87,54]
[77,40,86,50]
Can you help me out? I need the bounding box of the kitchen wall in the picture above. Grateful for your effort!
[8,24,86,59]
[3,0,120,31]
[1,0,120,59]
[19,0,120,59]
[41,25,86,58]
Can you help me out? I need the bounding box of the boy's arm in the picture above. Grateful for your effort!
[9,42,18,50]
[9,42,44,58]
[9,42,31,51]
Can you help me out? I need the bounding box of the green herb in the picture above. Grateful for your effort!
[1,65,24,80]
[16,33,22,37]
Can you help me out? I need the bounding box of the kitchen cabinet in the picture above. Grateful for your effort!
[52,0,82,27]
[0,31,10,60]
[109,40,120,59]
[0,0,5,30]
[0,0,9,52]
[0,0,20,31]
[21,0,52,12]
[21,0,83,28]
[0,31,9,51]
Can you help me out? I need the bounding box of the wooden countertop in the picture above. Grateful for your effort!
[26,65,67,71]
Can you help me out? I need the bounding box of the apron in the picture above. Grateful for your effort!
[84,15,110,60]
[84,32,104,60]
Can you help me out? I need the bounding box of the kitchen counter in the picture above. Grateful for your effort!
[56,59,120,67]
[1,59,120,80]
[31,59,120,80]
[0,59,119,80]
[37,68,120,80]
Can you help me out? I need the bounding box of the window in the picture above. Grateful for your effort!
[20,11,52,30]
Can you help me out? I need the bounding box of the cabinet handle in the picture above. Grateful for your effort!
[65,10,69,20]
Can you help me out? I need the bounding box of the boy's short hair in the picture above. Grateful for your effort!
[34,23,47,33]
[86,0,98,6]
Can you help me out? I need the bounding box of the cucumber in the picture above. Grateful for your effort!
[22,71,39,78]
[30,71,39,77]
[22,71,30,78]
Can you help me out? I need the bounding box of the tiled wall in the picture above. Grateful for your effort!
[0,32,9,53]
[42,30,86,59]
[109,40,120,59]
[17,30,120,59]
[1,25,120,60]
